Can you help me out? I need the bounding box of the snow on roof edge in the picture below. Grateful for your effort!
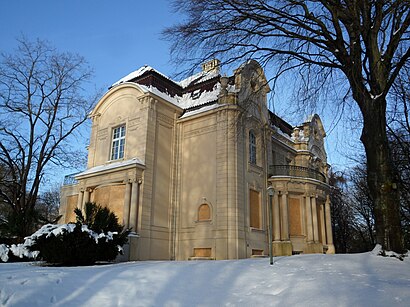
[111,65,176,87]
[76,158,145,178]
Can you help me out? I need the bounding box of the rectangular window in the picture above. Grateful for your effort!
[252,249,264,256]
[250,189,261,229]
[249,130,257,164]
[111,125,126,160]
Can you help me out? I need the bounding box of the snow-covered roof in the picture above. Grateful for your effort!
[138,84,180,107]
[76,157,144,178]
[112,65,235,118]
[178,83,220,109]
[178,70,220,88]
[180,102,224,119]
[111,65,222,114]
[111,65,173,87]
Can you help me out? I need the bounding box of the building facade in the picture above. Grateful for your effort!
[60,59,335,260]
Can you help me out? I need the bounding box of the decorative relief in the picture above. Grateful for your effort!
[97,128,108,140]
[184,124,217,139]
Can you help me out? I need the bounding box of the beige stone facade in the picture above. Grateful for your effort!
[60,60,335,260]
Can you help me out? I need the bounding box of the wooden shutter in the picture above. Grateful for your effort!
[250,190,261,228]
[198,204,211,221]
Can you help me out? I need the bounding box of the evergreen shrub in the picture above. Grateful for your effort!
[28,202,130,265]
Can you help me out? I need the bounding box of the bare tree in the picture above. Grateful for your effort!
[330,167,375,253]
[36,183,62,225]
[349,163,376,248]
[0,38,95,241]
[329,170,353,253]
[387,68,410,246]
[164,0,410,253]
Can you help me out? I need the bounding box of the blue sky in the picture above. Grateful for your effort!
[1,0,357,174]
[1,0,180,90]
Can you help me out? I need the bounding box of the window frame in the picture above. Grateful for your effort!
[249,130,257,165]
[110,125,126,161]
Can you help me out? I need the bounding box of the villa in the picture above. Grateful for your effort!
[60,59,334,260]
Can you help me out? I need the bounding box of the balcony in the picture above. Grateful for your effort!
[268,165,326,183]
[63,172,80,185]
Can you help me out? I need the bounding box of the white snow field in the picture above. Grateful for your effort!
[1,249,409,307]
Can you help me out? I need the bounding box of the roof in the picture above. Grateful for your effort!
[109,62,293,129]
[112,65,174,87]
[111,65,223,112]
[178,70,220,88]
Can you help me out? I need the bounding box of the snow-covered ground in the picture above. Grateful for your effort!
[1,250,409,307]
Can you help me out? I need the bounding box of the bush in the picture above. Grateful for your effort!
[26,203,130,265]
[0,242,38,263]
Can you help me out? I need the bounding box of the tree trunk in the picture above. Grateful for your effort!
[360,96,404,253]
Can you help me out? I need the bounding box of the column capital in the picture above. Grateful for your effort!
[128,177,142,184]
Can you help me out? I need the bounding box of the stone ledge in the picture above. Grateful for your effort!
[188,257,215,261]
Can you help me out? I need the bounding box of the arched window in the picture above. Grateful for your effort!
[249,130,257,164]
[198,204,211,221]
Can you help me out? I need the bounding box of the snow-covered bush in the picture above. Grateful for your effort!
[27,223,126,265]
[0,244,10,262]
[1,203,130,265]
[0,240,39,263]
[371,244,408,261]
[28,203,129,265]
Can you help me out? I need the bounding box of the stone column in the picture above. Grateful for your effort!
[123,181,132,229]
[325,195,335,253]
[273,191,281,241]
[82,188,91,210]
[281,192,289,241]
[319,203,326,244]
[305,194,313,242]
[77,189,84,210]
[129,180,140,232]
[311,195,319,243]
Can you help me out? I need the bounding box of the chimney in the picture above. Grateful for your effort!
[201,59,220,73]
